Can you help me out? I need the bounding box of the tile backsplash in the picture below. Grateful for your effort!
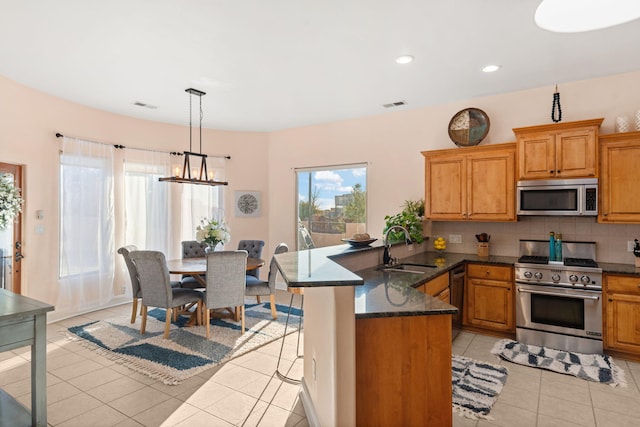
[430,217,640,265]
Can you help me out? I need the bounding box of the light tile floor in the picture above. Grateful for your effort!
[0,290,307,427]
[452,332,640,427]
[4,293,640,427]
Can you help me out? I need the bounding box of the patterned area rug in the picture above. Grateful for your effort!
[66,302,302,385]
[452,354,508,420]
[491,339,626,387]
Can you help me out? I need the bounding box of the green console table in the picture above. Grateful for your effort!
[0,289,54,427]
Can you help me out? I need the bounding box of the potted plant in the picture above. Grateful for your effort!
[383,199,425,244]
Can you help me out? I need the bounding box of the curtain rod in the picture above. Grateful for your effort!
[55,132,231,160]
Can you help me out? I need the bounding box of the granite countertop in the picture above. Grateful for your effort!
[274,242,640,320]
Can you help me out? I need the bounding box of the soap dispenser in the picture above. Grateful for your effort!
[555,233,563,261]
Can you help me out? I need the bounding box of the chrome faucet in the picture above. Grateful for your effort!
[383,225,412,266]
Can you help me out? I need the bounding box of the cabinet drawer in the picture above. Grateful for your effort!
[606,274,640,295]
[425,272,449,296]
[467,264,512,281]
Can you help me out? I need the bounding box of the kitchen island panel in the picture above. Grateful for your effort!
[356,313,452,426]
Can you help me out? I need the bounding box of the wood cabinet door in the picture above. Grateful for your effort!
[467,149,516,221]
[555,128,597,178]
[465,278,514,332]
[605,293,640,353]
[517,132,555,180]
[599,133,640,223]
[425,154,466,220]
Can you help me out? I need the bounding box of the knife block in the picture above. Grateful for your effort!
[477,242,489,257]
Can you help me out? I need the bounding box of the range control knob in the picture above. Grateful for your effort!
[569,274,579,282]
[534,272,543,280]
[581,275,591,284]
[551,273,561,282]
[524,271,533,279]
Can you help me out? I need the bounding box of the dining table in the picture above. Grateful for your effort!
[167,256,265,323]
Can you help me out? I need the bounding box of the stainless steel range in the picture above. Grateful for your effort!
[515,240,603,354]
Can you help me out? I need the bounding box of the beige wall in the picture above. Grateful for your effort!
[0,75,269,318]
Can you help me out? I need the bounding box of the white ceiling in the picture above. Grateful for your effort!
[1,0,640,132]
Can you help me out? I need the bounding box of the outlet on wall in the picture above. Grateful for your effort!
[449,234,462,244]
[628,241,636,252]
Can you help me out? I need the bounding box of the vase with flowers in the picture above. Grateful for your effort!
[0,175,24,231]
[195,217,230,253]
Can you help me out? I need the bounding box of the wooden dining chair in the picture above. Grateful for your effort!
[203,250,248,339]
[129,250,203,339]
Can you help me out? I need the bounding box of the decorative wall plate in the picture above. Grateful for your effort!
[448,108,490,147]
[234,191,261,217]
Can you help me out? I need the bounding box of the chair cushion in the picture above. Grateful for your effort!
[245,281,270,296]
[171,288,203,307]
[170,280,181,288]
[180,276,205,289]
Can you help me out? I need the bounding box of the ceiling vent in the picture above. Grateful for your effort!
[382,100,407,108]
[133,101,158,109]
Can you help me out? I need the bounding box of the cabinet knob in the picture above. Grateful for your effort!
[556,170,560,173]
[549,170,554,173]
[608,299,613,302]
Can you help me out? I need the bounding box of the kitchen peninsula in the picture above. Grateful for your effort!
[275,243,459,427]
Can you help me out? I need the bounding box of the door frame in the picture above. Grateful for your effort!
[0,162,23,294]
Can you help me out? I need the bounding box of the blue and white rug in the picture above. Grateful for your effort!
[452,354,508,420]
[66,302,303,385]
[492,339,626,387]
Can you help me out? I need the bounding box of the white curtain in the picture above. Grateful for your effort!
[57,139,226,318]
[58,137,115,314]
[123,148,174,254]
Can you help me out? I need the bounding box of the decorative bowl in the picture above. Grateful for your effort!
[341,238,377,248]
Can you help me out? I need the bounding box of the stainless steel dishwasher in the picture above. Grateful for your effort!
[450,265,465,340]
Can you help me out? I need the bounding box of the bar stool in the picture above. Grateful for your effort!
[276,287,304,383]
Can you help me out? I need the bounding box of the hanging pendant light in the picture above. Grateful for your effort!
[159,88,228,186]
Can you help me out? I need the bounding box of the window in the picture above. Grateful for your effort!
[296,164,367,250]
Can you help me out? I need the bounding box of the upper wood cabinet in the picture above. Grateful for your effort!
[422,143,516,221]
[513,118,603,180]
[599,131,640,223]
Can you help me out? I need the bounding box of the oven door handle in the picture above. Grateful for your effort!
[517,288,600,300]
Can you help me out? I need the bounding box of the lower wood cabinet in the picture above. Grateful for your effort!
[416,271,450,303]
[604,274,640,358]
[464,264,514,333]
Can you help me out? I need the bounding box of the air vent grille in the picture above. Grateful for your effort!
[133,101,158,109]
[382,100,407,108]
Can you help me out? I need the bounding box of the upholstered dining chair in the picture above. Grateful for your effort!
[180,240,207,289]
[245,243,288,320]
[118,245,181,323]
[129,250,203,339]
[203,250,248,339]
[238,239,265,277]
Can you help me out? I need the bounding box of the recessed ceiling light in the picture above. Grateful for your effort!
[535,0,640,33]
[395,55,414,64]
[482,65,501,73]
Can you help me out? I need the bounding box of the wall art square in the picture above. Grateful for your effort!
[234,191,261,217]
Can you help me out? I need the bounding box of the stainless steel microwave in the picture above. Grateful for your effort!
[516,178,598,216]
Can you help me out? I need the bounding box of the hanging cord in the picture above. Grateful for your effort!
[551,85,562,123]
[199,95,203,154]
[189,92,193,152]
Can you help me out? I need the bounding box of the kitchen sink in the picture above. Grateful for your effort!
[378,263,437,274]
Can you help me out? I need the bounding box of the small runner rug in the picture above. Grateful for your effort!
[452,354,508,420]
[491,339,626,387]
[66,302,302,385]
